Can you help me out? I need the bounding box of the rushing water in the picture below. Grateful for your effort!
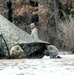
[0,55,74,75]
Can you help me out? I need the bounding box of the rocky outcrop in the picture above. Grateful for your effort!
[0,14,49,58]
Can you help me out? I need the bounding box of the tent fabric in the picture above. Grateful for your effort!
[0,14,49,48]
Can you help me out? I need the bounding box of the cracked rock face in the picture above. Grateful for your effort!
[0,14,48,58]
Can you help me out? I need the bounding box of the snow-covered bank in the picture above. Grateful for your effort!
[0,55,74,75]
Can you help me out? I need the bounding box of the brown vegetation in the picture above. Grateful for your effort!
[0,0,74,51]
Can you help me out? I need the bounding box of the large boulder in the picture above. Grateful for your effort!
[0,14,49,58]
[45,45,58,58]
[10,45,25,58]
[47,45,58,51]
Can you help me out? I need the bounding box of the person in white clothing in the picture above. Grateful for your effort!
[30,23,38,38]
